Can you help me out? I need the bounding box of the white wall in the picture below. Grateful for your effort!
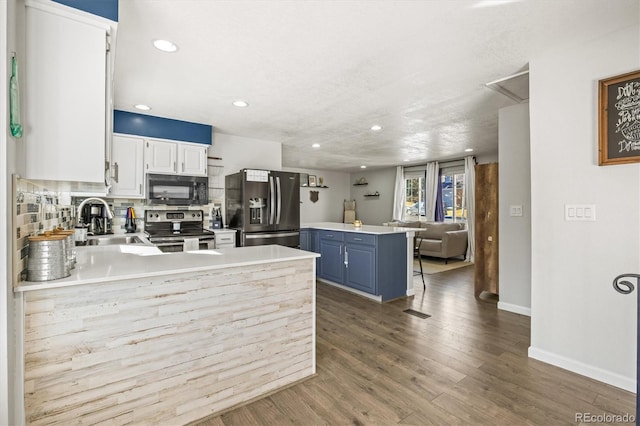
[349,168,397,225]
[283,167,350,223]
[3,0,21,422]
[529,24,640,391]
[0,1,9,421]
[209,132,282,176]
[498,103,531,316]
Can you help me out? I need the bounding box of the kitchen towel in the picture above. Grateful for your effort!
[183,237,199,252]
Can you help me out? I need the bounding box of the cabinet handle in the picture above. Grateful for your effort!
[344,248,348,267]
[113,162,119,183]
[139,183,142,194]
[327,234,333,238]
[182,162,185,172]
[354,237,362,241]
[173,162,176,172]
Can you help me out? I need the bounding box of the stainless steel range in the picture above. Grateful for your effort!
[144,210,216,252]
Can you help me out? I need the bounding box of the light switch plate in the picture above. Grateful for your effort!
[565,204,596,221]
[510,205,523,217]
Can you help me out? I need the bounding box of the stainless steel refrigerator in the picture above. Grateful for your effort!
[225,169,300,247]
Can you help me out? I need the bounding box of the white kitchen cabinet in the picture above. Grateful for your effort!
[214,229,237,248]
[145,139,177,174]
[180,144,208,176]
[24,1,113,184]
[110,135,145,198]
[145,138,207,176]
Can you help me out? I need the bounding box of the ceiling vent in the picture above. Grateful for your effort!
[485,69,529,103]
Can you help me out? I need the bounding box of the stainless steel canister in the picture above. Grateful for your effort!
[27,235,70,281]
[53,228,76,269]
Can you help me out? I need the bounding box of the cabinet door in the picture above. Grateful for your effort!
[345,244,376,294]
[319,239,344,284]
[299,230,310,251]
[25,4,107,183]
[179,144,207,176]
[110,135,144,198]
[146,139,177,174]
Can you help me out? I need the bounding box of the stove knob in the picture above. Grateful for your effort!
[192,213,196,217]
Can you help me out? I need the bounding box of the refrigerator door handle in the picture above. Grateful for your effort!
[269,176,275,225]
[276,176,282,225]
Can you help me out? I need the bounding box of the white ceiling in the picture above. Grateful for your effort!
[113,0,638,172]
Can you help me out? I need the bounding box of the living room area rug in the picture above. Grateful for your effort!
[414,257,472,275]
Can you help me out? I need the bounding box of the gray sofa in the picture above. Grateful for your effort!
[390,221,468,263]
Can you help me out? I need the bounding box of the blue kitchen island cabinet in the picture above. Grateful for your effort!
[299,229,320,271]
[303,223,415,302]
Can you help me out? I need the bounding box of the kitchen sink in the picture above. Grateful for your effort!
[87,235,146,246]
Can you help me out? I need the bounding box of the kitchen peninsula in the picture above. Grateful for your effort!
[16,244,318,425]
[300,222,416,302]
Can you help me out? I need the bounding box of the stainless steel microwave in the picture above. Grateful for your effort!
[146,174,208,205]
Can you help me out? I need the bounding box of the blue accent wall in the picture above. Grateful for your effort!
[113,110,213,145]
[52,0,118,22]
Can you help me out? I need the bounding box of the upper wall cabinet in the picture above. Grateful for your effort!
[145,139,208,176]
[110,135,145,198]
[24,1,115,185]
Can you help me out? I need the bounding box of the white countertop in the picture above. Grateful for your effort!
[16,244,318,292]
[301,222,416,235]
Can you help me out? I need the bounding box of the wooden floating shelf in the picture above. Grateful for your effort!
[364,194,380,197]
[302,185,329,189]
[353,183,368,186]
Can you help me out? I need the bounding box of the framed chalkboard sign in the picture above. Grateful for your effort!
[599,70,640,165]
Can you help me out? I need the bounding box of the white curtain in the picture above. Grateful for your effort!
[392,166,405,221]
[464,156,476,262]
[425,161,439,222]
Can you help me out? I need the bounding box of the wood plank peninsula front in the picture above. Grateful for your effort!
[15,245,318,425]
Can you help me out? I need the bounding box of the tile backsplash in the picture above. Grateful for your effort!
[13,177,75,285]
[13,175,224,285]
[99,198,221,233]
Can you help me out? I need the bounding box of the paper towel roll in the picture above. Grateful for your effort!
[183,237,199,252]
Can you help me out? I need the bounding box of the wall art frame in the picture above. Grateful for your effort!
[598,69,640,165]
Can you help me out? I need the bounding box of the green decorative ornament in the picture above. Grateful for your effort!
[10,55,23,138]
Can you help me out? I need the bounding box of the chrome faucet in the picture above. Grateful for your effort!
[76,197,114,224]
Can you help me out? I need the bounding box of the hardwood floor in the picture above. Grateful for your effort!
[194,266,635,425]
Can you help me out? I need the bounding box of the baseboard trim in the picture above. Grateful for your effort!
[316,279,383,303]
[497,301,531,317]
[528,346,635,393]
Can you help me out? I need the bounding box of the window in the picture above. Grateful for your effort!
[441,171,466,223]
[404,172,425,221]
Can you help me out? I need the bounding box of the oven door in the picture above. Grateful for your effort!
[150,236,216,252]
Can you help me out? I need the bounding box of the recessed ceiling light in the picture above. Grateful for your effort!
[153,39,178,53]
[134,104,151,111]
[465,148,474,152]
[403,159,409,162]
[232,100,249,108]
[360,165,367,169]
[371,125,383,131]
[312,143,320,148]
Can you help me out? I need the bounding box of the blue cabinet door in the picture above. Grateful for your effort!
[345,244,376,294]
[299,229,309,251]
[309,230,320,272]
[319,239,344,283]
